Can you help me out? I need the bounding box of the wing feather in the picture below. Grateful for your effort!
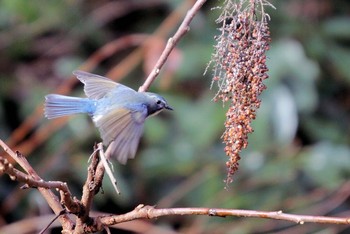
[93,107,147,164]
[73,71,133,99]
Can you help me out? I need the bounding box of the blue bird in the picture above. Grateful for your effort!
[44,71,173,164]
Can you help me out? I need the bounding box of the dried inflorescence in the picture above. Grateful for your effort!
[209,0,272,185]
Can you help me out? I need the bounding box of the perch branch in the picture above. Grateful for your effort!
[138,0,207,92]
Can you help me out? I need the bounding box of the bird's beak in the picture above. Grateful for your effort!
[165,105,173,111]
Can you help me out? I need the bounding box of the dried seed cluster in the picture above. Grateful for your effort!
[210,1,271,185]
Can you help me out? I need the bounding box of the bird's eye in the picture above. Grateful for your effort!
[156,100,162,105]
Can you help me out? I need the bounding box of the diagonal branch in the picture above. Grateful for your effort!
[138,0,207,92]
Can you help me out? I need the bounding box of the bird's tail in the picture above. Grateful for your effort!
[44,94,95,119]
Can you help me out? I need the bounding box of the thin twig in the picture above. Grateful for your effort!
[138,0,207,92]
[106,0,194,81]
[38,210,67,234]
[97,143,120,194]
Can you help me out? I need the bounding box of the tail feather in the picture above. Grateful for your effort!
[44,94,95,119]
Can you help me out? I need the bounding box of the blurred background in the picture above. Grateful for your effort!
[0,0,350,233]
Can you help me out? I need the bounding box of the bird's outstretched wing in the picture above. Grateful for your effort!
[73,70,133,100]
[93,107,147,164]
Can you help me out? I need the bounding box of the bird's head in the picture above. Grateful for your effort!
[144,92,173,117]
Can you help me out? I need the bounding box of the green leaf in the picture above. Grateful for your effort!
[327,44,350,84]
[300,142,350,189]
[322,17,350,40]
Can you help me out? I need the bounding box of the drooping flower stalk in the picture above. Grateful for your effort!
[209,0,273,185]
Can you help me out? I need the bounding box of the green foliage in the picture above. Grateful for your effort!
[301,142,350,189]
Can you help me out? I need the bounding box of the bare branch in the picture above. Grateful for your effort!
[0,139,75,231]
[74,145,103,233]
[0,156,81,214]
[138,0,207,92]
[100,205,350,226]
